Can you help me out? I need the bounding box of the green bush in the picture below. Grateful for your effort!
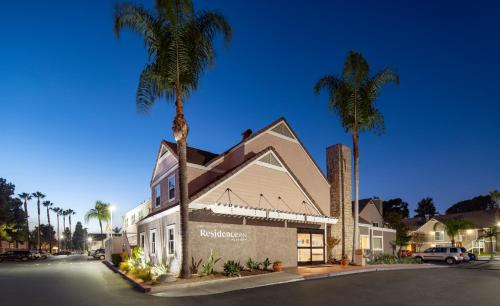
[201,249,221,275]
[111,253,123,267]
[246,258,261,271]
[190,257,202,274]
[224,260,243,277]
[119,261,130,273]
[368,254,418,265]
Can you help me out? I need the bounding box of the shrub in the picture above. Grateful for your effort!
[224,260,243,277]
[368,254,417,265]
[190,257,202,274]
[246,258,261,271]
[133,266,152,282]
[111,253,123,267]
[201,249,221,275]
[119,261,130,273]
[262,258,271,270]
[151,262,170,278]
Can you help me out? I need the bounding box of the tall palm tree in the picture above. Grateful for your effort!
[42,201,53,253]
[434,219,474,247]
[114,0,231,278]
[51,207,62,251]
[31,191,46,251]
[85,201,110,248]
[18,192,32,245]
[314,51,399,260]
[66,209,75,249]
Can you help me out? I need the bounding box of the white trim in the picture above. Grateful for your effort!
[168,174,176,202]
[138,205,180,225]
[265,130,299,143]
[151,165,178,188]
[188,162,225,173]
[152,148,176,180]
[372,235,383,251]
[434,230,445,241]
[166,224,175,256]
[359,223,396,233]
[154,184,161,208]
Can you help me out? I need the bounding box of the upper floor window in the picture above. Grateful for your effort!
[168,175,176,201]
[155,184,161,207]
[434,231,444,241]
[139,232,145,249]
[372,222,379,227]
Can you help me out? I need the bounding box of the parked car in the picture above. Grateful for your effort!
[459,247,476,261]
[92,248,105,260]
[53,250,71,256]
[30,250,48,260]
[0,250,34,262]
[413,247,466,265]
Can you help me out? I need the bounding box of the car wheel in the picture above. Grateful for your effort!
[415,257,424,264]
[445,257,456,265]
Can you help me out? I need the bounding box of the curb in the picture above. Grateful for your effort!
[102,261,151,293]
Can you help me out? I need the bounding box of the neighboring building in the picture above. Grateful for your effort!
[356,198,396,255]
[122,199,152,249]
[403,210,500,253]
[0,241,28,253]
[88,233,120,251]
[138,117,395,273]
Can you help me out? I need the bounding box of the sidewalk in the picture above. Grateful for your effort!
[152,263,445,297]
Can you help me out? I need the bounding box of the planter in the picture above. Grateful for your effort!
[272,261,283,272]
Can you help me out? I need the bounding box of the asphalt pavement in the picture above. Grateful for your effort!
[0,255,498,306]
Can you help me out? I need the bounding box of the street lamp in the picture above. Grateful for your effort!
[87,237,93,243]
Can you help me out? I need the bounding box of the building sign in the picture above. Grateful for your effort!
[199,228,248,242]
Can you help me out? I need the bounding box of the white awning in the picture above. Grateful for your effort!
[190,202,338,225]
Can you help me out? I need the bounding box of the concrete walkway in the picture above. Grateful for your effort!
[152,263,446,297]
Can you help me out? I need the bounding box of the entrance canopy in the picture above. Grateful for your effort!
[190,202,338,225]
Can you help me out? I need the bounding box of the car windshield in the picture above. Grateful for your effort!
[424,248,434,253]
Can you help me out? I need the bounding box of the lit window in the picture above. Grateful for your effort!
[167,225,175,255]
[150,230,156,254]
[360,235,370,250]
[168,175,175,201]
[155,184,161,207]
[434,231,444,241]
[373,237,383,250]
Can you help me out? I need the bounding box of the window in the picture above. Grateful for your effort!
[168,175,175,201]
[372,222,379,227]
[150,230,157,254]
[139,232,145,249]
[360,235,370,250]
[154,184,161,207]
[372,237,383,250]
[167,225,175,256]
[434,231,444,241]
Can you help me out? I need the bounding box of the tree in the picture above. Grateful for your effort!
[489,190,500,208]
[383,198,409,219]
[314,51,399,258]
[446,195,496,214]
[66,209,75,244]
[51,207,62,251]
[112,226,121,234]
[72,222,86,251]
[0,179,27,248]
[114,0,232,279]
[29,224,55,250]
[479,226,499,259]
[42,201,54,252]
[85,201,110,248]
[385,211,411,256]
[31,191,46,251]
[414,197,437,219]
[18,192,31,244]
[411,232,426,252]
[61,227,71,250]
[434,219,474,247]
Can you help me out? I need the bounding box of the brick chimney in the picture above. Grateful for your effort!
[326,144,353,261]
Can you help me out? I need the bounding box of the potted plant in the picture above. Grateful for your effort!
[340,254,349,267]
[272,260,283,272]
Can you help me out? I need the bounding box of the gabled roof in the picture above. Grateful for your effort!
[161,140,218,165]
[353,198,384,216]
[403,209,499,231]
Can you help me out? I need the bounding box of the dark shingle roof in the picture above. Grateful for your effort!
[162,141,218,165]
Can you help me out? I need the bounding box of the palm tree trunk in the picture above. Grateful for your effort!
[69,216,72,251]
[490,238,494,260]
[37,198,41,251]
[57,214,60,251]
[23,199,29,247]
[99,219,104,248]
[47,208,52,253]
[352,130,360,261]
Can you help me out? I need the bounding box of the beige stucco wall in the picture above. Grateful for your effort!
[360,203,385,227]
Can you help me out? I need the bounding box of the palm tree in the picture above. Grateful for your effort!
[434,219,474,247]
[85,201,110,248]
[114,0,232,278]
[112,227,122,234]
[66,209,75,244]
[51,207,62,251]
[42,201,53,253]
[18,192,32,245]
[490,190,500,209]
[31,191,46,251]
[314,51,399,259]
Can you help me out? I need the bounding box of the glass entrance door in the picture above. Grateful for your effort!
[297,228,325,265]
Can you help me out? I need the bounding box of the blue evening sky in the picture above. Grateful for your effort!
[1,1,499,231]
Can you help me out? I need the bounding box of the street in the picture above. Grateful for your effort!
[0,255,499,306]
